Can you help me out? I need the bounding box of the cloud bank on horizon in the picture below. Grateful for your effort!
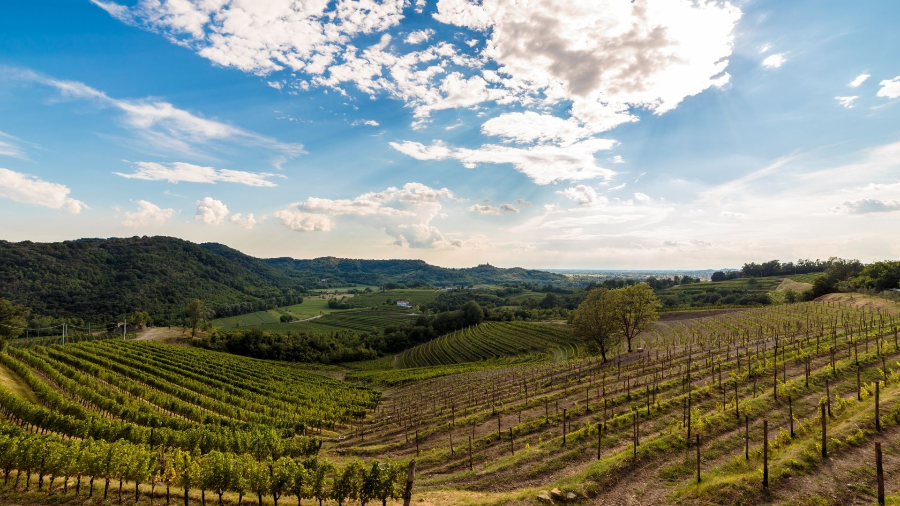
[0,0,898,268]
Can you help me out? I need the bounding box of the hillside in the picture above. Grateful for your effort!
[0,236,566,321]
[264,256,566,286]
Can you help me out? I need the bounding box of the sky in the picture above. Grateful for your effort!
[0,0,898,269]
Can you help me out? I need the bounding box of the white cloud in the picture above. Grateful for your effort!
[633,192,651,202]
[273,208,335,232]
[835,96,858,109]
[405,29,435,44]
[831,198,900,215]
[515,199,531,206]
[469,204,501,215]
[0,167,88,214]
[99,1,742,184]
[877,77,900,99]
[848,74,870,88]
[389,138,617,184]
[278,182,457,247]
[15,68,304,162]
[115,161,279,187]
[480,112,597,145]
[0,131,33,160]
[352,119,380,127]
[720,211,745,219]
[229,213,258,229]
[761,53,787,68]
[500,203,519,213]
[122,200,174,227]
[557,185,602,206]
[195,197,229,225]
[759,43,770,54]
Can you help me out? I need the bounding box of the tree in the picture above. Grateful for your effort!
[185,299,208,338]
[0,298,29,349]
[175,449,202,506]
[201,451,232,505]
[248,458,272,506]
[331,461,363,506]
[307,458,333,506]
[461,301,484,326]
[289,459,309,506]
[783,289,798,303]
[571,288,620,362]
[613,283,661,353]
[270,457,296,506]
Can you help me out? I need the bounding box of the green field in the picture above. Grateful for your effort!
[348,288,441,307]
[393,321,580,369]
[211,298,345,329]
[662,275,783,295]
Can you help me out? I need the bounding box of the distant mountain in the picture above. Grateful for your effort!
[0,236,566,321]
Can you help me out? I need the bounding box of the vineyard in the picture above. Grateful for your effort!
[392,322,581,369]
[4,300,900,504]
[334,300,900,504]
[0,341,412,505]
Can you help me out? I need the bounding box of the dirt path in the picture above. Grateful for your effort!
[134,327,185,341]
[0,360,37,403]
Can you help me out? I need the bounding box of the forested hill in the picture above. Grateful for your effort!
[264,256,565,286]
[0,236,566,320]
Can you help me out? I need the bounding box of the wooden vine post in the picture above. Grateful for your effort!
[763,420,768,488]
[402,459,416,506]
[876,442,885,506]
[789,396,794,438]
[876,381,881,431]
[562,409,567,445]
[821,403,827,458]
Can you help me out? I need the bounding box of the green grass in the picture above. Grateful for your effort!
[788,273,823,284]
[661,276,783,295]
[211,298,346,329]
[349,288,441,307]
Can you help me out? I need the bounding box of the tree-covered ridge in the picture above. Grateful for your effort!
[264,256,567,287]
[0,236,566,321]
[0,237,304,322]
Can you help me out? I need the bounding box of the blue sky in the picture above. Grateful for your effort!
[1,0,898,268]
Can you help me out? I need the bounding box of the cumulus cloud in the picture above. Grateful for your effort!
[405,29,435,44]
[273,208,335,232]
[389,138,617,184]
[0,167,87,214]
[469,204,501,215]
[557,185,602,206]
[122,200,174,227]
[849,74,870,88]
[500,203,519,213]
[115,161,279,187]
[761,53,787,68]
[633,192,651,202]
[835,96,858,109]
[277,182,458,247]
[229,213,258,229]
[515,199,532,206]
[195,197,229,225]
[877,77,900,99]
[99,1,742,184]
[831,198,900,215]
